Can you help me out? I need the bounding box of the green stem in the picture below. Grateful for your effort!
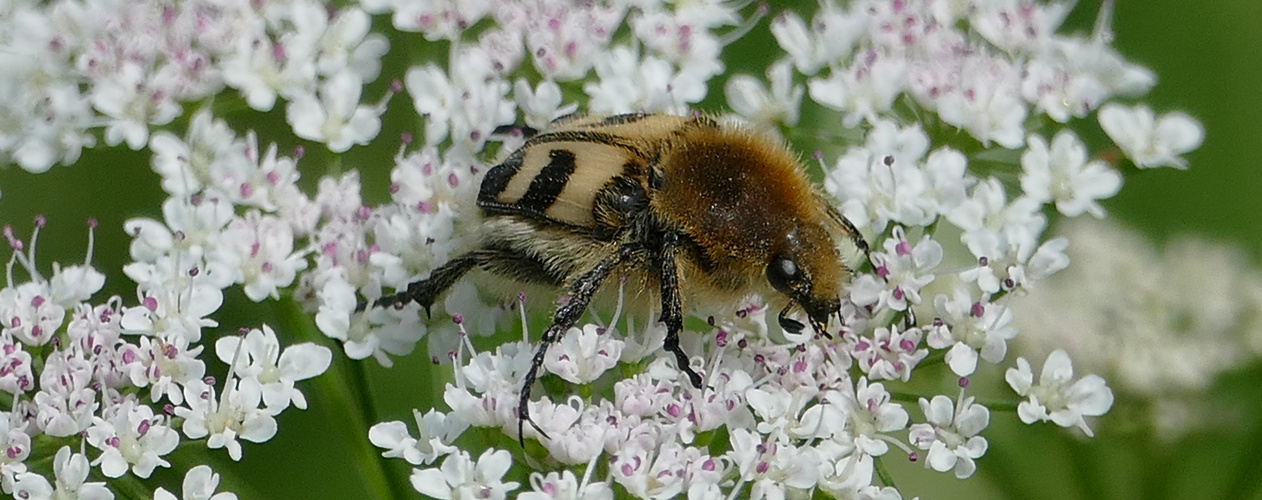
[274,297,399,500]
[872,455,896,489]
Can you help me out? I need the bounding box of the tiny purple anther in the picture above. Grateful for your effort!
[971,302,985,317]
[958,377,970,388]
[909,452,919,462]
[899,339,914,351]
[895,240,911,256]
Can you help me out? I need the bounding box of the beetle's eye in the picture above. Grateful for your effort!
[766,255,801,297]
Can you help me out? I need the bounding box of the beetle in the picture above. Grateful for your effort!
[360,112,868,442]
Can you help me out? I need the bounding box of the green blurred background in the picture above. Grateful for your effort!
[1,1,1260,498]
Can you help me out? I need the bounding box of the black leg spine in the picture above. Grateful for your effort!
[659,233,703,388]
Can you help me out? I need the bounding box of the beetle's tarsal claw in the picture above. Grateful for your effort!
[778,303,805,333]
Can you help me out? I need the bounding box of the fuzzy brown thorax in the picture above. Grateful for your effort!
[651,122,848,323]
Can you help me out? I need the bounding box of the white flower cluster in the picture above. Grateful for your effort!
[0,216,330,498]
[0,0,389,173]
[0,0,1204,498]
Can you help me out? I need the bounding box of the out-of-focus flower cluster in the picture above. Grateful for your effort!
[0,0,1203,498]
[1013,218,1262,440]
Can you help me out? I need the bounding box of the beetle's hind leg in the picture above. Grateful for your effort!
[357,255,479,317]
[357,247,562,316]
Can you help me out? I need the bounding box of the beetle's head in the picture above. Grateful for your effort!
[765,224,850,335]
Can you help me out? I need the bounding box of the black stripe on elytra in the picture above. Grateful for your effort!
[515,149,578,213]
[478,149,524,204]
[524,130,643,155]
[600,112,650,126]
[549,111,582,126]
